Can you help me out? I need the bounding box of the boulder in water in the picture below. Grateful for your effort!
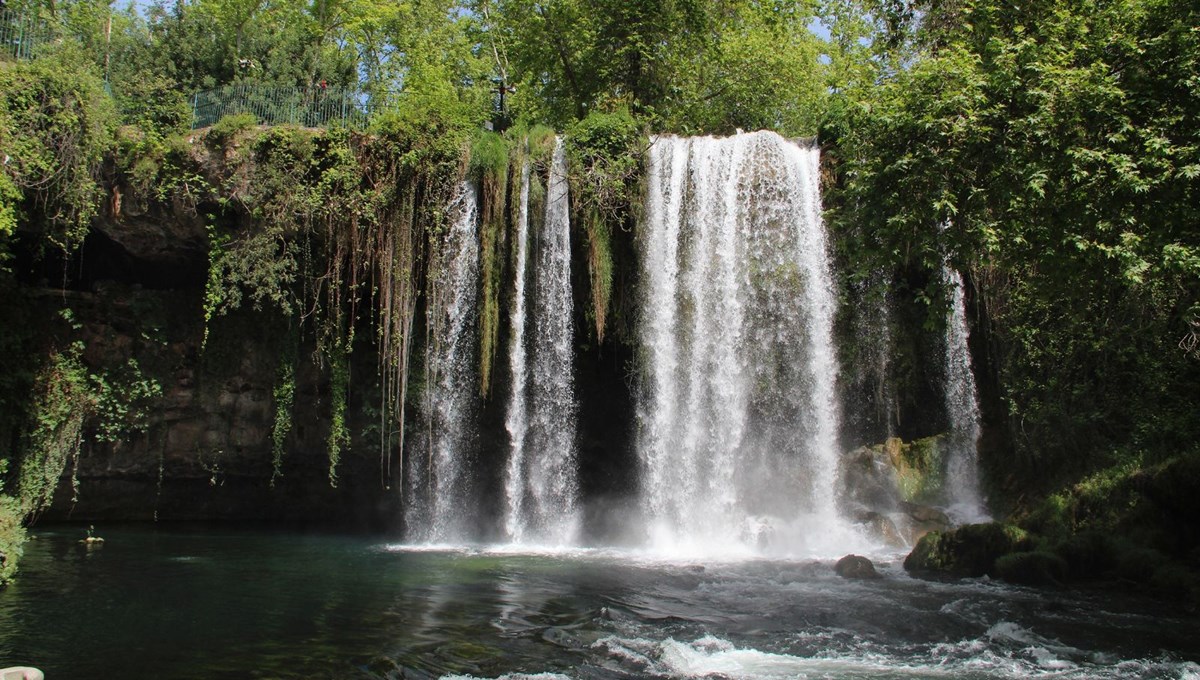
[835,554,881,579]
[904,522,1033,578]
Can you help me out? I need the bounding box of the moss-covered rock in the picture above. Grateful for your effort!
[904,522,1033,577]
[994,551,1068,586]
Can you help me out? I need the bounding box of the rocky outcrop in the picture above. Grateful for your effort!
[841,439,959,547]
[840,446,902,510]
[32,282,402,528]
[903,522,1033,577]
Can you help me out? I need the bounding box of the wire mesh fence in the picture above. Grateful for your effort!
[190,84,403,130]
[0,6,48,60]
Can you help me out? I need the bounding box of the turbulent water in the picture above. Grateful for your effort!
[3,527,1197,680]
[406,181,480,541]
[942,265,987,522]
[638,132,852,557]
[503,138,579,545]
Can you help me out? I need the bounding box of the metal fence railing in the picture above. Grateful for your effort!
[191,84,403,130]
[1,7,49,60]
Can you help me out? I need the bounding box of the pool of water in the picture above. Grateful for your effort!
[0,526,1197,679]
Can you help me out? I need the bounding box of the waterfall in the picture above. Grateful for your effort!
[406,181,480,542]
[504,160,532,541]
[638,132,853,557]
[942,266,988,521]
[503,139,579,545]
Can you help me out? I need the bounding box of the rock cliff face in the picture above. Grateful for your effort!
[29,202,403,528]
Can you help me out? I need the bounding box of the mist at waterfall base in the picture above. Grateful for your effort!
[2,526,1197,679]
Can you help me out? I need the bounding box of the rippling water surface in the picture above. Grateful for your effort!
[0,526,1196,679]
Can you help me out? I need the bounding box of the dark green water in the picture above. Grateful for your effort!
[0,526,1197,679]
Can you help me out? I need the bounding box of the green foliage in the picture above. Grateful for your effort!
[193,113,469,488]
[566,109,642,342]
[0,494,25,586]
[270,336,297,486]
[207,111,258,144]
[0,52,116,255]
[91,358,163,444]
[19,341,96,517]
[824,0,1200,510]
[16,311,162,519]
[326,343,350,488]
[487,0,827,134]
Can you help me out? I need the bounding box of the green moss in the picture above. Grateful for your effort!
[905,522,1033,577]
[583,208,615,342]
[470,130,510,398]
[882,436,946,505]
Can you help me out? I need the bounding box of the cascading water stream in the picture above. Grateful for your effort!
[942,265,988,521]
[504,160,532,541]
[406,181,480,542]
[503,138,580,545]
[638,132,855,557]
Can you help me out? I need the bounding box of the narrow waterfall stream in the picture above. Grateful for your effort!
[405,181,480,542]
[638,132,856,557]
[504,138,580,545]
[503,159,533,540]
[943,265,988,521]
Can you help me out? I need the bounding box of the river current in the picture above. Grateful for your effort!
[0,526,1196,679]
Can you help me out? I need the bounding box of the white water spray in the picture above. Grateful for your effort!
[407,181,480,541]
[504,139,580,545]
[637,132,855,557]
[942,265,988,521]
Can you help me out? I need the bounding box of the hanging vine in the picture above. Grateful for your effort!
[190,111,470,494]
[470,130,509,398]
